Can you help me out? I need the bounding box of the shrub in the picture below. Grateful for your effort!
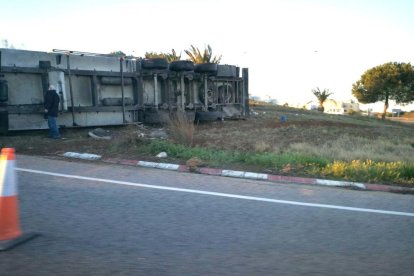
[318,160,414,185]
[167,110,195,147]
[254,141,271,152]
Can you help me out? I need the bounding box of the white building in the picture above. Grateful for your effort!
[323,99,360,114]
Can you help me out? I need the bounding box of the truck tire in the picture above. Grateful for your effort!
[198,82,217,105]
[195,111,222,122]
[195,63,218,73]
[141,58,169,70]
[218,84,234,104]
[169,60,194,72]
[0,80,8,102]
[0,111,8,134]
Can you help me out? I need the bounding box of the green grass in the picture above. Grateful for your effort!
[126,104,414,186]
[2,104,413,187]
[143,139,328,168]
[314,160,414,185]
[136,136,414,187]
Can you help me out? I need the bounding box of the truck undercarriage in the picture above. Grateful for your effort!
[0,48,249,133]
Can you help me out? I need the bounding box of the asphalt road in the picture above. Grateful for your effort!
[1,155,413,275]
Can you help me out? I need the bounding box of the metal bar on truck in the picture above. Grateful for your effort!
[66,54,77,126]
[180,74,185,110]
[204,74,208,111]
[120,57,126,122]
[154,73,158,110]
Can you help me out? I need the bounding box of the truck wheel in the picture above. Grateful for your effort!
[198,82,217,104]
[195,111,222,122]
[0,79,8,102]
[169,60,194,72]
[218,84,234,104]
[195,63,218,73]
[141,58,169,70]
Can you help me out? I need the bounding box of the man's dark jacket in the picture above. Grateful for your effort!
[44,89,60,117]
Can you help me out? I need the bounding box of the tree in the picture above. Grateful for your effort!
[312,87,333,112]
[352,62,414,119]
[145,49,181,62]
[144,51,163,59]
[184,45,221,64]
[164,49,181,62]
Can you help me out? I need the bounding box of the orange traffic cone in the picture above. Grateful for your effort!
[0,148,39,251]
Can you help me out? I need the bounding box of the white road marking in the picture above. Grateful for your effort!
[16,167,414,217]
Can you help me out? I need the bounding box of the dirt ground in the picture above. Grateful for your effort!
[1,105,413,168]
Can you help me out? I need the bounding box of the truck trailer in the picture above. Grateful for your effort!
[0,48,249,133]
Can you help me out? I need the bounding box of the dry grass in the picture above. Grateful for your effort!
[3,105,412,164]
[2,103,413,185]
[253,141,272,152]
[193,105,414,163]
[402,111,414,119]
[289,134,414,162]
[167,110,195,147]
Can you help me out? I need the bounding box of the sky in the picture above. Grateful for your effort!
[1,0,414,110]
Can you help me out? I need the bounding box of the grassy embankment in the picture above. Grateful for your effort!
[143,104,414,186]
[1,104,414,186]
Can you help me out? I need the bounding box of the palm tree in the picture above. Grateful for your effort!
[144,51,163,59]
[312,87,333,112]
[145,49,181,62]
[108,51,126,57]
[164,49,181,62]
[184,45,221,64]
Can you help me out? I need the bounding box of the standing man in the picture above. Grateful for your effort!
[44,85,61,139]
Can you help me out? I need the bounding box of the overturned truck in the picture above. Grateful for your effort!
[0,48,249,133]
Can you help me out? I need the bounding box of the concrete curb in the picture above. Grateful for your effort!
[63,152,102,160]
[64,153,414,194]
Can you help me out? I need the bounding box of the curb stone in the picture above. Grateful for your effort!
[63,152,414,194]
[63,152,102,160]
